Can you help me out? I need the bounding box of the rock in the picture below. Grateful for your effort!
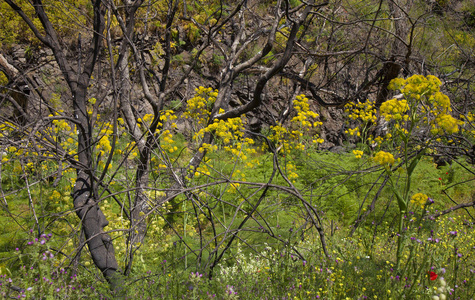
[12,46,26,64]
[329,146,345,153]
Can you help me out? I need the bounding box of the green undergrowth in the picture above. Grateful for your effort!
[5,211,472,299]
[1,145,474,299]
[113,211,475,299]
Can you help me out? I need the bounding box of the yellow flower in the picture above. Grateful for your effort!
[373,151,395,167]
[380,98,409,122]
[388,77,406,91]
[431,114,462,135]
[410,193,428,208]
[353,150,364,159]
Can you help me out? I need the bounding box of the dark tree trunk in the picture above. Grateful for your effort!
[375,0,413,107]
[0,54,29,125]
[72,83,122,290]
[4,0,124,292]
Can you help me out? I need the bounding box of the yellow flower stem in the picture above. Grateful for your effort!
[401,237,417,278]
[393,138,425,271]
[396,210,405,271]
[401,201,431,276]
[404,148,425,205]
[183,200,187,269]
[403,138,411,202]
[386,170,406,271]
[399,245,431,300]
[388,173,406,212]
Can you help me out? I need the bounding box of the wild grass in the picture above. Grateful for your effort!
[3,212,474,299]
[1,148,474,299]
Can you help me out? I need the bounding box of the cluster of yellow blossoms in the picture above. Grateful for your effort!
[372,151,395,168]
[291,94,321,128]
[432,114,461,135]
[410,193,428,209]
[46,111,78,158]
[52,118,72,133]
[183,86,218,125]
[346,75,464,166]
[96,122,113,156]
[344,100,378,138]
[345,100,378,123]
[184,87,260,179]
[388,75,440,99]
[380,98,409,122]
[383,75,463,136]
[352,150,363,159]
[268,95,323,153]
[199,142,218,153]
[196,112,243,143]
[138,110,178,131]
[193,109,257,163]
[161,129,179,153]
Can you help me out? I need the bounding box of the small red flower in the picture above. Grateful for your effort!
[438,178,442,180]
[428,271,438,281]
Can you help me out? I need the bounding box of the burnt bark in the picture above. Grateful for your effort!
[4,0,123,292]
[0,54,29,125]
[375,0,413,107]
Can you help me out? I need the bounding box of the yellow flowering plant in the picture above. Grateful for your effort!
[344,100,378,141]
[352,150,363,159]
[182,87,260,191]
[344,75,464,270]
[267,94,323,153]
[264,94,323,182]
[381,75,465,270]
[372,151,395,168]
[410,193,428,209]
[382,75,463,142]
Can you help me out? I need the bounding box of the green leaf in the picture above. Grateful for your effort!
[407,149,425,177]
[392,186,407,212]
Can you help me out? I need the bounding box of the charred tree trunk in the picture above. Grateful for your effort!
[375,0,413,107]
[5,0,124,292]
[72,77,122,290]
[0,54,29,125]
